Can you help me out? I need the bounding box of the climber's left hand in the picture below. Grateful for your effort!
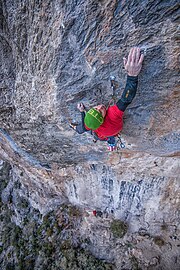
[123,47,144,77]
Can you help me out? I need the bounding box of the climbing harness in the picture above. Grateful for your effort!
[107,142,116,151]
[107,134,125,151]
[107,136,116,151]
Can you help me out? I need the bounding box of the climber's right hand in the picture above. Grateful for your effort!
[77,103,85,112]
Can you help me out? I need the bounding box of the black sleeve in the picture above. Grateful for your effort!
[116,75,138,112]
[81,111,86,123]
[75,112,89,134]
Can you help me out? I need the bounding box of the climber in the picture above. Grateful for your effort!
[70,47,144,151]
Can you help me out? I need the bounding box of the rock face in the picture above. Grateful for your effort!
[0,0,179,269]
[0,161,114,269]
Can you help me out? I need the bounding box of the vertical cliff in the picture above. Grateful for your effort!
[0,0,179,269]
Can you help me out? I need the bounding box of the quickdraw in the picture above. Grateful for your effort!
[108,75,118,107]
[116,134,126,149]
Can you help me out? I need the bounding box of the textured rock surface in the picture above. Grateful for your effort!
[0,161,114,269]
[0,0,180,269]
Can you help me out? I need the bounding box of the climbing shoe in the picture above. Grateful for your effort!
[69,123,78,130]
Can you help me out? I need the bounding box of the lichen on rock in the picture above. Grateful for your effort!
[110,219,128,238]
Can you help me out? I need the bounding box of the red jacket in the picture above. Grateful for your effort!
[86,105,124,140]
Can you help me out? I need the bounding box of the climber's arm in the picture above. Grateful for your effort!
[116,75,138,111]
[116,47,144,112]
[75,111,88,134]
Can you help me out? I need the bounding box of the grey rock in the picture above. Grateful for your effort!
[0,0,179,269]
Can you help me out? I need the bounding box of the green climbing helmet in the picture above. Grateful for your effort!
[84,108,104,130]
